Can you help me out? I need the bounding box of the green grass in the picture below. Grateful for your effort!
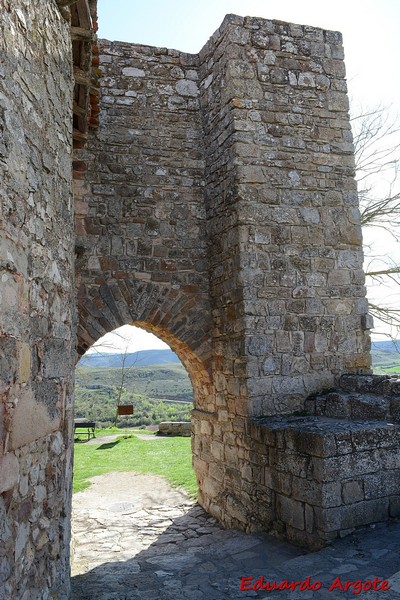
[73,432,197,498]
[381,365,400,373]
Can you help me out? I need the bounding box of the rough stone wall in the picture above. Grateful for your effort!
[198,15,370,419]
[195,14,371,532]
[74,15,372,542]
[0,2,74,598]
[74,40,215,410]
[246,374,400,549]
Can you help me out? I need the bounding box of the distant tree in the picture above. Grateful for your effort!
[110,335,138,426]
[351,105,400,338]
[86,328,139,426]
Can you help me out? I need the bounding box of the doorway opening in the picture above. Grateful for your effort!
[71,323,201,577]
[75,324,194,431]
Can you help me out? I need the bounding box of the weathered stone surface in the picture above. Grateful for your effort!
[2,4,393,595]
[0,1,75,597]
[158,421,191,436]
[0,453,19,494]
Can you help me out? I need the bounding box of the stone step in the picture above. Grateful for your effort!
[339,373,400,396]
[304,374,400,423]
[305,390,400,422]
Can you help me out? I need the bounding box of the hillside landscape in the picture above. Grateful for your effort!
[371,340,400,374]
[75,349,193,427]
[74,343,400,428]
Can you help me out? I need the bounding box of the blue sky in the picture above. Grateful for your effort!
[92,0,399,350]
[98,0,400,112]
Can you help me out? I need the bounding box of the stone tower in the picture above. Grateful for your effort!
[1,2,399,598]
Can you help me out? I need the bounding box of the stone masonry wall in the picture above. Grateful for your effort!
[246,374,400,549]
[198,15,371,419]
[74,15,372,543]
[74,39,215,411]
[195,15,371,532]
[0,2,74,598]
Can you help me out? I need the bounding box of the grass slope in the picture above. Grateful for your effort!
[371,343,400,374]
[73,433,197,498]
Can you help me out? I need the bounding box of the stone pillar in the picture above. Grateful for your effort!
[200,15,370,419]
[194,15,371,530]
[0,2,75,597]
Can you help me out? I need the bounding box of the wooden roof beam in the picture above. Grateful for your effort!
[73,102,87,118]
[57,0,78,7]
[73,128,88,142]
[76,0,92,30]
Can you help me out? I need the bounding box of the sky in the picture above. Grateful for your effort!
[92,0,400,352]
[97,0,400,111]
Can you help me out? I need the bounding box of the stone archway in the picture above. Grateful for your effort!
[71,11,379,549]
[4,2,400,597]
[76,280,214,414]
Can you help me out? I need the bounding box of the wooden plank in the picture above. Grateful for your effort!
[73,102,87,117]
[75,0,91,30]
[71,26,93,42]
[73,66,91,86]
[73,128,88,142]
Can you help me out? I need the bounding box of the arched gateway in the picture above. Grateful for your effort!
[1,1,399,598]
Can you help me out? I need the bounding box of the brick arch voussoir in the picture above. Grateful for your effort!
[77,279,214,410]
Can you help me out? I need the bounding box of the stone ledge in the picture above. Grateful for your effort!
[250,415,400,457]
[339,373,400,396]
[306,390,400,423]
[158,422,191,437]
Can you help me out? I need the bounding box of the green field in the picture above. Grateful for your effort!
[73,430,197,498]
[371,344,400,374]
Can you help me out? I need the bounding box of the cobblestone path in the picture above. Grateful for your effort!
[71,471,400,600]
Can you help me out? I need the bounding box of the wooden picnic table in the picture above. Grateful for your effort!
[74,419,96,440]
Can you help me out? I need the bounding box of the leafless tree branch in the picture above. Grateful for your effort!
[351,104,400,341]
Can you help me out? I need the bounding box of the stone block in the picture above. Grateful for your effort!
[380,448,400,470]
[284,427,337,458]
[390,496,400,518]
[342,480,364,504]
[210,440,224,461]
[276,494,305,530]
[270,448,309,478]
[265,468,292,495]
[202,476,221,499]
[315,498,389,532]
[209,462,225,483]
[17,343,31,384]
[158,422,191,436]
[0,453,20,494]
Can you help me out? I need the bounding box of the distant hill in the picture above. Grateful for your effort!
[372,340,400,353]
[78,348,181,368]
[371,340,400,374]
[78,342,400,372]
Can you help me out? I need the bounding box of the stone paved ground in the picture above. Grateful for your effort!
[71,471,400,600]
